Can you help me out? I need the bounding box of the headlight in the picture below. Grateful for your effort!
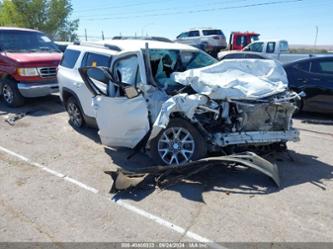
[17,68,39,77]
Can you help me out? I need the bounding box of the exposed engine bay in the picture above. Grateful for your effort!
[146,57,300,154]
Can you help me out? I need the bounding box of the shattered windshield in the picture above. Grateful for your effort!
[149,49,217,91]
[0,30,60,53]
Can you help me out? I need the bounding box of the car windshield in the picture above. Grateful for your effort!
[149,49,217,91]
[0,30,60,53]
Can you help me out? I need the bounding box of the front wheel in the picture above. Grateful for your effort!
[150,118,207,165]
[1,80,25,107]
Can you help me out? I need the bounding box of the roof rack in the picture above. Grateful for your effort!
[112,36,172,43]
[75,41,122,52]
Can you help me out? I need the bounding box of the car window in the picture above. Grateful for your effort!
[248,42,264,52]
[86,68,109,95]
[149,49,217,91]
[236,36,247,46]
[311,60,333,75]
[295,61,310,72]
[224,53,245,59]
[279,41,289,52]
[266,42,276,53]
[113,55,141,85]
[81,53,111,67]
[60,49,80,69]
[0,30,59,53]
[188,31,200,37]
[202,30,223,36]
[177,32,189,39]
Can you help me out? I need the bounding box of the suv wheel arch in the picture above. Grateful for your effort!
[61,87,97,128]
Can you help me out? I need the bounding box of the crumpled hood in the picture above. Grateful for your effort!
[172,59,288,100]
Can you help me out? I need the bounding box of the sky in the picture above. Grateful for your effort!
[72,0,333,45]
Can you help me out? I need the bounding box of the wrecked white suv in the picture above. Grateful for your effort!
[78,40,299,165]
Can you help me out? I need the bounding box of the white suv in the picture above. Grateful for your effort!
[58,39,299,166]
[175,28,227,57]
[58,43,119,127]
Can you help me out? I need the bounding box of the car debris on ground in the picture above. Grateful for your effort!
[4,113,27,126]
[107,152,280,194]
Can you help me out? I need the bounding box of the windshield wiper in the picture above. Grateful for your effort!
[39,46,60,52]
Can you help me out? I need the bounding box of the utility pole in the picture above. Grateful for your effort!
[314,25,319,50]
[85,29,88,41]
[102,31,105,40]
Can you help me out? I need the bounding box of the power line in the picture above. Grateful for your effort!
[77,0,249,19]
[81,0,303,21]
[74,0,180,13]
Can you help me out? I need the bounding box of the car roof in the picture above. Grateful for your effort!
[188,27,221,31]
[253,39,288,43]
[0,27,42,33]
[96,39,199,52]
[66,44,120,56]
[66,39,199,56]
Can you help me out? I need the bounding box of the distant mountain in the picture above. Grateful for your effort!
[290,44,333,51]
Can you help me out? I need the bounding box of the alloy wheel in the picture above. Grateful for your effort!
[157,127,195,165]
[3,84,14,104]
[67,102,83,128]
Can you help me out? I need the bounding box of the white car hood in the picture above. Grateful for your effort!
[172,59,288,100]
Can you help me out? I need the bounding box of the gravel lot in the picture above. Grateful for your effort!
[0,94,332,244]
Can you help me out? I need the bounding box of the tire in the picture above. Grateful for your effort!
[150,118,207,165]
[66,96,85,128]
[0,79,25,107]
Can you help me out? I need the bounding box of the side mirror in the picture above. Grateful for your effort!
[124,85,140,99]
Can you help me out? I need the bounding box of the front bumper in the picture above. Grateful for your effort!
[17,82,59,98]
[213,129,300,147]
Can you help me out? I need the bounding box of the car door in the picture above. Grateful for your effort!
[78,52,112,118]
[80,53,150,149]
[304,58,333,113]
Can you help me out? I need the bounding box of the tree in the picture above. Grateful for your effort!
[0,0,79,41]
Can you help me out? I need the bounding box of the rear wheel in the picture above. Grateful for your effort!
[66,96,84,128]
[1,79,25,107]
[150,118,207,165]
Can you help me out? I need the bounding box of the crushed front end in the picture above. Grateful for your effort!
[192,91,300,153]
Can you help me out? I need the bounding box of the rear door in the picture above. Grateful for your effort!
[304,58,333,113]
[81,52,150,148]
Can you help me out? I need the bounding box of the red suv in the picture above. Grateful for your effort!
[0,27,62,107]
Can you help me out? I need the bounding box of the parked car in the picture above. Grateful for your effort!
[59,39,299,166]
[229,31,260,50]
[175,28,227,57]
[243,40,323,64]
[0,27,62,107]
[240,40,323,64]
[284,56,333,114]
[218,51,267,60]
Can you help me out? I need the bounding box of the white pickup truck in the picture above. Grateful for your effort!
[218,40,321,64]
